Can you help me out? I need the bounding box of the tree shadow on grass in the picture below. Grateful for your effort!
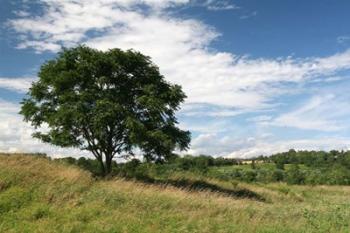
[124,175,266,202]
[164,178,266,202]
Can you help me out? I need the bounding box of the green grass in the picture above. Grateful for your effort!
[1,154,350,232]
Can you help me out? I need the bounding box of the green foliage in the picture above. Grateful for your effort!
[272,169,285,182]
[275,161,285,170]
[53,149,350,186]
[324,165,350,185]
[265,150,350,168]
[173,155,212,173]
[20,46,190,175]
[258,149,350,185]
[241,169,258,182]
[286,164,305,185]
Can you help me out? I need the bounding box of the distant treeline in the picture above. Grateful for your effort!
[54,154,239,177]
[260,149,350,168]
[10,150,350,185]
[218,149,350,185]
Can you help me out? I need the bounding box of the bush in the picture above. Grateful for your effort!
[272,169,285,182]
[325,165,350,185]
[275,162,285,170]
[255,169,285,183]
[304,169,325,185]
[286,164,305,184]
[241,169,257,182]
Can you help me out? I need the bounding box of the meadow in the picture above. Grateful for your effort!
[1,153,350,233]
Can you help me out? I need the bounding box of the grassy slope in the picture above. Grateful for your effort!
[0,155,350,233]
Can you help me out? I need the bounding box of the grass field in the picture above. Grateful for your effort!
[1,154,350,233]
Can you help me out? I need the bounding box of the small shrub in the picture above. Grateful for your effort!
[286,164,305,184]
[241,169,257,182]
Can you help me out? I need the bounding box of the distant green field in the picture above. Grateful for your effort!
[1,154,350,232]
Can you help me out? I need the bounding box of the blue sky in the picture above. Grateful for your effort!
[1,0,350,158]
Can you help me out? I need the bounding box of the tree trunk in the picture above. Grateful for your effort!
[97,157,106,176]
[105,154,112,175]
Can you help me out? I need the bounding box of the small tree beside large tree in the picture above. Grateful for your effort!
[20,46,191,175]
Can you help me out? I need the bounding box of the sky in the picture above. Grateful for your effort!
[1,0,350,158]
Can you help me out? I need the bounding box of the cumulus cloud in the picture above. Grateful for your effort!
[186,131,350,158]
[8,0,350,112]
[0,100,89,158]
[4,0,350,157]
[188,133,257,156]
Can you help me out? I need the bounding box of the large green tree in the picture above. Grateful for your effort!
[20,46,191,175]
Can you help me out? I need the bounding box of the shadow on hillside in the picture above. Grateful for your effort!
[125,175,266,202]
[164,178,266,202]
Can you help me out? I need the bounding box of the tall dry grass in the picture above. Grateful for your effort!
[0,153,350,232]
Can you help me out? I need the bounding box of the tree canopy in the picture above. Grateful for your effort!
[20,46,191,175]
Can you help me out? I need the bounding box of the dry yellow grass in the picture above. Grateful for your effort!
[0,153,91,182]
[0,153,350,233]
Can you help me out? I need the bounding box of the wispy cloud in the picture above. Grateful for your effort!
[179,103,245,117]
[337,36,350,44]
[203,0,239,11]
[240,11,257,20]
[0,77,36,93]
[269,94,350,132]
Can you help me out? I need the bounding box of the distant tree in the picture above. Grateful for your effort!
[77,157,89,168]
[60,157,76,165]
[118,158,142,178]
[275,161,285,170]
[286,164,305,184]
[212,157,238,166]
[20,46,191,175]
[251,159,256,169]
[241,169,257,182]
[272,169,285,182]
[326,164,350,185]
[338,151,350,169]
[76,157,101,174]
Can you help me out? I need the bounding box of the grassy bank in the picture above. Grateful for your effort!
[0,154,350,232]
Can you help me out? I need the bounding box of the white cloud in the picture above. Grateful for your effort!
[270,94,350,132]
[240,11,257,20]
[4,0,350,157]
[179,103,244,117]
[227,137,350,158]
[186,131,350,158]
[188,133,256,156]
[0,100,89,158]
[0,77,36,93]
[7,0,350,112]
[203,0,238,11]
[188,133,284,157]
[247,115,272,123]
[179,118,236,134]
